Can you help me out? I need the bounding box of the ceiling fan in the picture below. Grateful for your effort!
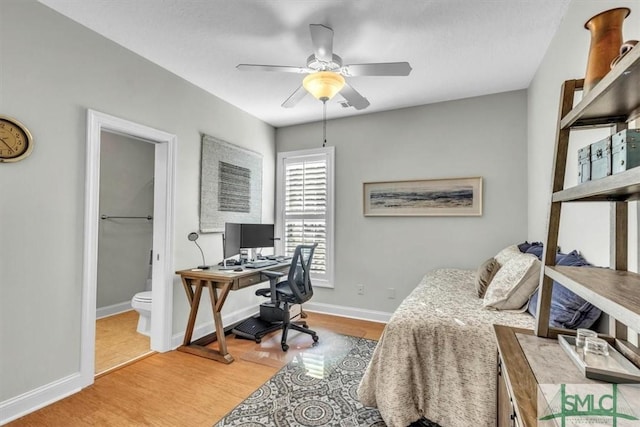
[237,24,412,110]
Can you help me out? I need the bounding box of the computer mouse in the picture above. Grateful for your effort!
[234,267,243,272]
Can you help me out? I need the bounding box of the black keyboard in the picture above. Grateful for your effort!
[245,260,278,269]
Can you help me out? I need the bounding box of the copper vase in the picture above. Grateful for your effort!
[583,7,630,94]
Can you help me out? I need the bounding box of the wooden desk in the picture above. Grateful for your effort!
[175,262,289,364]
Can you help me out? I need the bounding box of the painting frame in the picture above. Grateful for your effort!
[199,133,263,233]
[363,176,482,217]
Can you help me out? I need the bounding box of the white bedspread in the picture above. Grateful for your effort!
[357,269,535,427]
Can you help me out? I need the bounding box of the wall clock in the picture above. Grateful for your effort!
[0,115,34,163]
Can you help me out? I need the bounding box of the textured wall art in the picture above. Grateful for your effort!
[200,134,262,232]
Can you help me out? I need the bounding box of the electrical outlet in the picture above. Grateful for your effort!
[357,284,365,295]
[387,288,396,299]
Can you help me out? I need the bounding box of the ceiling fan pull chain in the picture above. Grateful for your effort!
[322,100,327,147]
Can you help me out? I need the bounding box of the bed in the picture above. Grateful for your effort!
[357,268,535,427]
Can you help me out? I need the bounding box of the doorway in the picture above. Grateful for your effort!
[81,110,176,387]
[95,131,154,375]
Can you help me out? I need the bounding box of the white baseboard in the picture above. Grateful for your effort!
[96,301,132,319]
[0,373,83,425]
[303,301,391,324]
[2,302,388,424]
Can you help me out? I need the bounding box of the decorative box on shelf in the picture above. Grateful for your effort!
[578,128,640,185]
[612,129,640,174]
[591,136,612,180]
[578,145,591,184]
[578,145,591,183]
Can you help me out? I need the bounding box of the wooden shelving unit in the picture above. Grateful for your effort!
[496,44,640,427]
[552,167,640,202]
[544,266,640,328]
[561,45,640,128]
[536,44,640,339]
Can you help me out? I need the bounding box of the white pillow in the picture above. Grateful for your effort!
[494,244,522,266]
[483,253,540,310]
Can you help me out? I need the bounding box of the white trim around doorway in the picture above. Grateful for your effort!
[82,109,176,389]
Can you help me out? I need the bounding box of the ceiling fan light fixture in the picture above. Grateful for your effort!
[303,71,345,101]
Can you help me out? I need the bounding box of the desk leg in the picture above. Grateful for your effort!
[181,279,203,346]
[177,280,234,364]
[208,282,232,358]
[181,276,195,306]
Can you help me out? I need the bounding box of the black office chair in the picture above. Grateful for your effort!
[256,243,319,351]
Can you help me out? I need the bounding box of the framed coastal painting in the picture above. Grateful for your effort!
[363,176,482,217]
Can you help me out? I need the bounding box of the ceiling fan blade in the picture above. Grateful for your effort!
[340,83,370,110]
[309,24,334,63]
[237,64,310,73]
[281,85,308,108]
[342,62,412,77]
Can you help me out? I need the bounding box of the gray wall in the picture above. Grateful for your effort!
[0,0,275,402]
[97,131,154,309]
[276,90,529,312]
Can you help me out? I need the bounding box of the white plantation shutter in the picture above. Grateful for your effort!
[284,160,327,275]
[276,148,334,287]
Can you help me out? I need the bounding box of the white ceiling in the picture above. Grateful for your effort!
[38,0,571,128]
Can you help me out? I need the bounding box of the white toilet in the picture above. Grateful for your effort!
[131,291,152,336]
[132,262,153,336]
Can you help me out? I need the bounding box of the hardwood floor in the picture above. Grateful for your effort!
[8,312,385,427]
[95,310,152,376]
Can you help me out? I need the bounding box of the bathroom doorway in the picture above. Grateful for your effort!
[95,131,155,375]
[81,110,176,387]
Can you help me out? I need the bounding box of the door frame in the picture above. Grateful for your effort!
[81,109,176,387]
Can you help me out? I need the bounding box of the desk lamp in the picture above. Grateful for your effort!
[187,232,209,269]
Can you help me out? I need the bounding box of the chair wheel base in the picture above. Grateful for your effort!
[282,343,289,351]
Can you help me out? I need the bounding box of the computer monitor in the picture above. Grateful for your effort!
[224,222,242,259]
[223,223,275,260]
[239,223,275,249]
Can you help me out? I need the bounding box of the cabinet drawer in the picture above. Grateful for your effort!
[237,274,264,289]
[498,357,523,427]
[235,266,289,290]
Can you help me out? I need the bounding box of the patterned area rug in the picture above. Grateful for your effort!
[214,335,441,427]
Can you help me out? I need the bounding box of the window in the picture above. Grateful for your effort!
[276,147,334,288]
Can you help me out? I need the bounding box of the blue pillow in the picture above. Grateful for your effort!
[525,245,544,258]
[556,250,589,266]
[525,245,564,263]
[527,251,601,329]
[518,241,542,253]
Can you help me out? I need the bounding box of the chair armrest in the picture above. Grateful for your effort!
[261,270,285,303]
[255,288,271,297]
[261,270,285,280]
